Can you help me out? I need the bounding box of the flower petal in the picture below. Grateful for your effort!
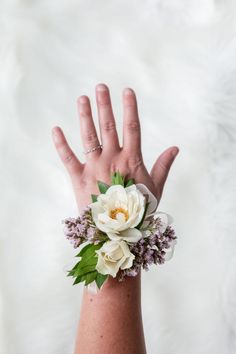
[96,250,119,277]
[120,253,135,269]
[106,231,123,241]
[164,239,177,261]
[148,211,174,233]
[136,183,158,215]
[106,184,128,202]
[119,228,143,242]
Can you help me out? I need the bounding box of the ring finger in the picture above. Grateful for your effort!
[77,95,102,160]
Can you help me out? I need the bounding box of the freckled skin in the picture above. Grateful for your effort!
[52,83,179,354]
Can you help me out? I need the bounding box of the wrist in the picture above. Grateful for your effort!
[84,271,141,302]
[103,269,141,291]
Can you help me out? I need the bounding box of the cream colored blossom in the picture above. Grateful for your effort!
[90,184,146,242]
[95,240,135,277]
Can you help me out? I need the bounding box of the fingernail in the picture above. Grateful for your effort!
[96,83,107,91]
[79,96,88,104]
[124,88,134,95]
[52,127,61,143]
[171,147,179,157]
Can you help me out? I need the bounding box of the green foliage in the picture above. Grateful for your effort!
[91,194,98,202]
[97,181,110,194]
[67,242,108,288]
[95,273,108,288]
[124,178,134,187]
[111,171,135,187]
[111,171,125,186]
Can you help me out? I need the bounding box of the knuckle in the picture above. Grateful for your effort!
[127,155,143,169]
[98,96,110,107]
[98,101,110,107]
[159,160,168,173]
[63,152,75,164]
[80,110,91,118]
[60,148,76,166]
[85,131,98,143]
[102,121,116,132]
[126,120,140,133]
[57,143,80,173]
[55,141,65,150]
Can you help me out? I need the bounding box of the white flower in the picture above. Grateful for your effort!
[135,183,158,216]
[90,184,146,242]
[95,240,135,277]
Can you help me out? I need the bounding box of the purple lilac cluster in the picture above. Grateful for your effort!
[118,217,177,282]
[62,206,106,248]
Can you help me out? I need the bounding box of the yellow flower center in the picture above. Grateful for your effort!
[110,207,129,221]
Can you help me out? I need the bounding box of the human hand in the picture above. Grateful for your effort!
[52,84,179,213]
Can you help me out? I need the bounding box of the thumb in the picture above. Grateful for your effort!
[150,146,179,199]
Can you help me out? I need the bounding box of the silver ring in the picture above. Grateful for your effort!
[83,144,103,155]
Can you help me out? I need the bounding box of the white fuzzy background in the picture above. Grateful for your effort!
[0,0,236,353]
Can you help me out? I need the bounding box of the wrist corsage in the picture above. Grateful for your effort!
[62,171,177,291]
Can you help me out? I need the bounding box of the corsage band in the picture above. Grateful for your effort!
[62,171,177,291]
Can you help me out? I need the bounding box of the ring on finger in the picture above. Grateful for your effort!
[83,144,103,155]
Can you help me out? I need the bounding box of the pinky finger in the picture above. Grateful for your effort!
[51,126,83,177]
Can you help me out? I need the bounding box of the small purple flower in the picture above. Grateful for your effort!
[118,217,177,281]
[62,207,107,248]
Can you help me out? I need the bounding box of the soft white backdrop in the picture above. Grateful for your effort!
[0,0,236,353]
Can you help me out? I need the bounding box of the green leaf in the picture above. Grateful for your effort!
[111,171,116,185]
[111,171,125,186]
[76,242,102,258]
[73,271,100,286]
[67,269,77,277]
[76,243,93,257]
[68,242,105,287]
[67,260,81,276]
[73,274,85,285]
[74,262,97,277]
[95,273,108,288]
[85,271,98,286]
[125,178,134,187]
[73,276,81,285]
[91,194,98,202]
[136,202,150,230]
[97,181,110,194]
[74,247,100,275]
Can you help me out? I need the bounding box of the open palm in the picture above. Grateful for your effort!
[52,84,179,212]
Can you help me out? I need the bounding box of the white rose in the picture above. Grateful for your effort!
[95,240,135,277]
[90,184,146,242]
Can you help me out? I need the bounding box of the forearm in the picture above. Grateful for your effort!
[74,271,146,354]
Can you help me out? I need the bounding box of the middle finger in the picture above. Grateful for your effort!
[95,83,120,153]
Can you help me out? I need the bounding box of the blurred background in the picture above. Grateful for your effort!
[0,0,236,353]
